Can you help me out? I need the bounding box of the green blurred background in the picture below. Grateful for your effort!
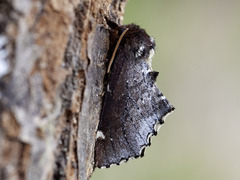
[92,0,240,179]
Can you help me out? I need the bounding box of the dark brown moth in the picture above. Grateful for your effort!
[94,23,174,168]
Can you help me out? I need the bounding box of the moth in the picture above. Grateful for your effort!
[94,23,174,168]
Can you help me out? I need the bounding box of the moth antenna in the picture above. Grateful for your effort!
[107,28,129,73]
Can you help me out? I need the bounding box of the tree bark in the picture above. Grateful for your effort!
[0,0,127,179]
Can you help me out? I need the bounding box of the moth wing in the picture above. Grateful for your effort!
[94,55,174,168]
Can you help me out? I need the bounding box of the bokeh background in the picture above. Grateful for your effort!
[92,0,240,179]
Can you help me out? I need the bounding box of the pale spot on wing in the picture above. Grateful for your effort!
[150,36,155,43]
[146,48,155,68]
[96,130,105,140]
[160,95,166,100]
[136,45,145,58]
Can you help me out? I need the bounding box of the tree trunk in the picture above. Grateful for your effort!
[0,0,127,179]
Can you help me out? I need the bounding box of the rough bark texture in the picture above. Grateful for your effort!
[0,0,127,180]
